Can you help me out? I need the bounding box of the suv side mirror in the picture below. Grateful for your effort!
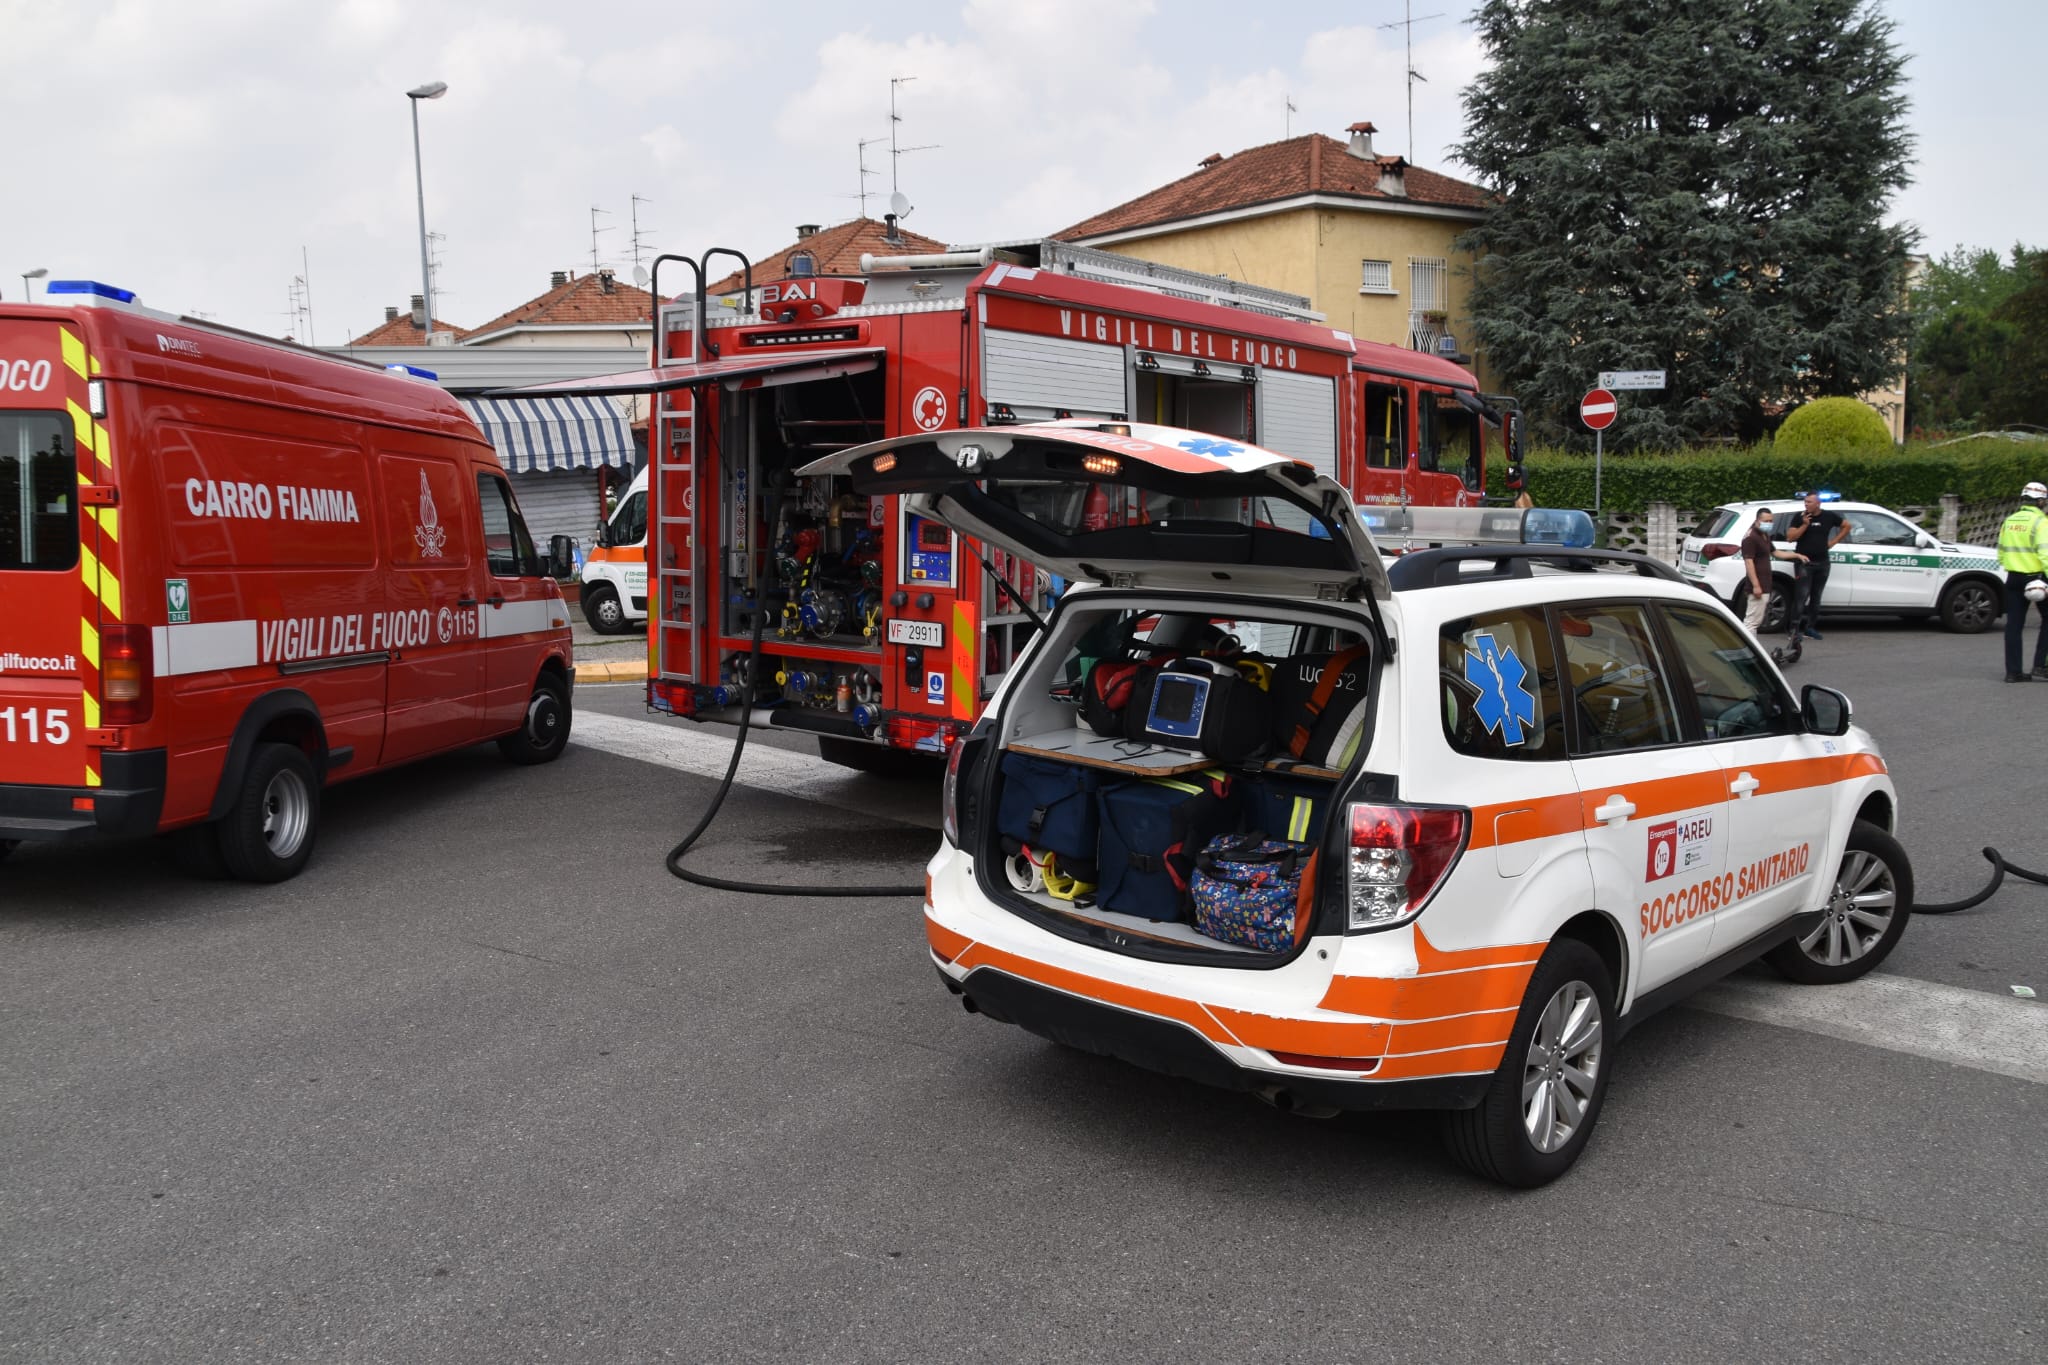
[547,534,576,579]
[1801,683,1852,736]
[594,521,612,550]
[1916,530,1938,549]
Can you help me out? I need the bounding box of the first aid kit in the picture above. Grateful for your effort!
[995,753,1100,867]
[1095,770,1240,921]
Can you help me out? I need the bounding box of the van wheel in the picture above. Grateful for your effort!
[1937,579,1999,634]
[1442,939,1614,1188]
[498,675,571,765]
[582,585,626,635]
[1764,821,1911,985]
[216,743,320,883]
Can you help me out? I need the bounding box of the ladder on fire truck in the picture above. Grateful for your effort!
[654,386,702,687]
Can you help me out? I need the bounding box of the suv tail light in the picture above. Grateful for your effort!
[1701,543,1740,561]
[101,626,154,726]
[942,735,967,846]
[1345,803,1467,931]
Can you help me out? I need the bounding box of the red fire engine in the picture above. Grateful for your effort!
[513,240,1517,763]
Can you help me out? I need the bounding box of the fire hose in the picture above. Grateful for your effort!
[1914,848,2048,914]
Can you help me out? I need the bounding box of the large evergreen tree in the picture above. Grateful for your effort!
[1456,0,1916,449]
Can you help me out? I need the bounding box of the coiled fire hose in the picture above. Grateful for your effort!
[1915,848,2048,915]
[665,488,926,898]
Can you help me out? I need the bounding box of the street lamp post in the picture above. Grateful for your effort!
[406,81,448,340]
[21,267,47,302]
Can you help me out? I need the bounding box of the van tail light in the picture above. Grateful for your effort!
[1345,803,1467,932]
[1702,543,1740,561]
[101,626,154,726]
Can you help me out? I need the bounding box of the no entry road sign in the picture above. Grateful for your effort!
[1580,388,1618,431]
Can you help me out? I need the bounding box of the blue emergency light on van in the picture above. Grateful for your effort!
[385,364,439,381]
[45,280,138,303]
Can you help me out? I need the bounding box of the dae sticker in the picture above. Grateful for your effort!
[1463,631,1536,743]
[166,578,191,625]
[926,670,945,703]
[1646,815,1713,883]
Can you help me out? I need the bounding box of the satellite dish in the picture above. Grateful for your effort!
[888,191,912,219]
[631,264,650,288]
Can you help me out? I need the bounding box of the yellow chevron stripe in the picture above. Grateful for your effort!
[67,398,93,452]
[90,355,101,375]
[85,763,101,789]
[80,619,100,668]
[94,421,111,470]
[98,508,118,542]
[61,328,88,378]
[82,693,100,728]
[98,566,121,619]
[952,601,972,716]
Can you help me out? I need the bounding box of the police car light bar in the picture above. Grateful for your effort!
[45,279,139,303]
[1358,505,1597,552]
[1796,490,1843,502]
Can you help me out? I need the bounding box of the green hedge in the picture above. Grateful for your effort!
[1503,439,2048,514]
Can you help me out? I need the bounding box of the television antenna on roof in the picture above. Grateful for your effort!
[837,135,887,217]
[1378,2,1446,162]
[629,194,656,272]
[589,204,613,274]
[888,75,938,198]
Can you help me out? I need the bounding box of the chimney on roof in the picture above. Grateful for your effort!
[1198,152,1224,169]
[1376,156,1408,198]
[598,267,616,294]
[795,223,819,239]
[409,294,426,328]
[550,270,568,289]
[1346,121,1378,160]
[384,305,399,323]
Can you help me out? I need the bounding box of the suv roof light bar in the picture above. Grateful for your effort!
[1385,545,1686,591]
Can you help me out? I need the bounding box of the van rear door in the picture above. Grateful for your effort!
[0,317,90,791]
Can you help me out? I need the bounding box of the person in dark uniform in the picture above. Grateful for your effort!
[1783,493,1848,640]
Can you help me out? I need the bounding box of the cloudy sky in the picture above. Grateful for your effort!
[2,0,2035,344]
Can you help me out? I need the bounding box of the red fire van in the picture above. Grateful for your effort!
[0,281,575,881]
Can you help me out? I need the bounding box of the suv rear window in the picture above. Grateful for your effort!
[1,413,77,572]
[1439,607,1567,761]
[1699,508,1741,538]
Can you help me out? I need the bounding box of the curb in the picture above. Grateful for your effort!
[574,660,648,683]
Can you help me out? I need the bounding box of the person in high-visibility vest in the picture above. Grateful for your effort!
[1997,480,2048,682]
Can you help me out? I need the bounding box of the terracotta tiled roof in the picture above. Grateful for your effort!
[347,313,470,346]
[1058,132,1492,240]
[466,270,661,339]
[705,217,950,295]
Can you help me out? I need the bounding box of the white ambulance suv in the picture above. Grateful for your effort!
[1678,497,2004,634]
[807,423,1909,1186]
[577,466,648,635]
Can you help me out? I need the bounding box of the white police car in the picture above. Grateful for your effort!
[804,423,1909,1186]
[1678,497,2005,633]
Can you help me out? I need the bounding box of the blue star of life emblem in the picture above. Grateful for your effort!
[1176,436,1246,458]
[1464,631,1537,744]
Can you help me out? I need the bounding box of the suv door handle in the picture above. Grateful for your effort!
[1593,795,1636,824]
[456,596,478,608]
[1731,771,1761,798]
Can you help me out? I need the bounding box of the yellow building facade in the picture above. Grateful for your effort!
[1060,126,1495,389]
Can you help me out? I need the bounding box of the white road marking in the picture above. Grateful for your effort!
[573,711,2046,1085]
[1689,973,2048,1086]
[570,709,938,823]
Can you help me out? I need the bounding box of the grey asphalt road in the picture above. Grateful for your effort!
[3,614,2044,1363]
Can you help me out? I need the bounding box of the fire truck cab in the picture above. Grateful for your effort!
[512,240,1509,765]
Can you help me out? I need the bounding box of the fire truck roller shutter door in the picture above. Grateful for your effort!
[507,471,603,559]
[981,329,1126,422]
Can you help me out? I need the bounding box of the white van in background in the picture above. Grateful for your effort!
[579,467,648,635]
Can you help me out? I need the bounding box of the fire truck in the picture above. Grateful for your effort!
[513,240,1517,763]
